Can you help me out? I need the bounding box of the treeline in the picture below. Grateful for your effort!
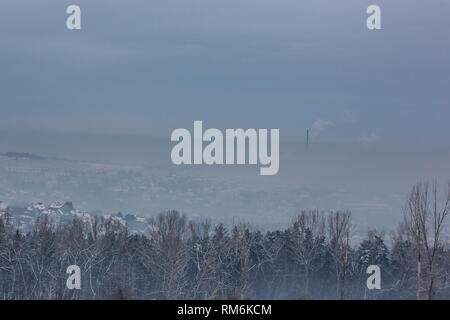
[0,181,449,300]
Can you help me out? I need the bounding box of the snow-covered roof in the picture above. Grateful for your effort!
[34,202,46,210]
[0,202,8,211]
[49,201,64,209]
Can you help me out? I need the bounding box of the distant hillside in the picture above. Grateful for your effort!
[0,152,46,160]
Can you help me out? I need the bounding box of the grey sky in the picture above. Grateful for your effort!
[0,0,449,145]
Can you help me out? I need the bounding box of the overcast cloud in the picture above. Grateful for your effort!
[0,0,449,145]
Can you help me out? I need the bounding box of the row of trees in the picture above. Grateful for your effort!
[0,181,449,300]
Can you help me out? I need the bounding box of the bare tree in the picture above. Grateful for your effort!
[327,211,352,300]
[144,211,189,299]
[289,210,325,297]
[404,181,450,299]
